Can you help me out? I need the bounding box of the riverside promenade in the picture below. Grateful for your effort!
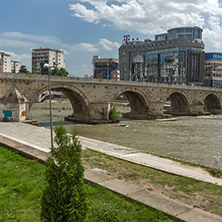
[0,122,222,222]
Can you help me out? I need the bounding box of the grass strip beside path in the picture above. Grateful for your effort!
[0,146,180,222]
[82,148,222,217]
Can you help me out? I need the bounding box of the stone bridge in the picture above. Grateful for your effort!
[0,73,222,123]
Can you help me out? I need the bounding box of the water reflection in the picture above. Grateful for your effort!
[30,101,222,168]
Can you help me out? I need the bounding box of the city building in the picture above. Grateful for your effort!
[92,56,119,80]
[204,52,222,88]
[119,26,205,85]
[0,52,11,73]
[32,48,66,73]
[11,61,21,73]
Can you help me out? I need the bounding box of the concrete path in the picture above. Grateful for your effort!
[0,122,222,222]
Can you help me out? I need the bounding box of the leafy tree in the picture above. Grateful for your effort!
[41,124,87,222]
[109,106,120,120]
[32,71,41,74]
[19,65,29,74]
[51,67,69,77]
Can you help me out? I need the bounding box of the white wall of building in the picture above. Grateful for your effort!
[0,53,11,73]
[11,61,21,73]
[32,48,66,73]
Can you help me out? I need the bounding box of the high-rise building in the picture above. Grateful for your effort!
[11,61,21,73]
[32,48,66,73]
[204,53,222,88]
[0,52,12,73]
[92,56,119,80]
[119,26,205,85]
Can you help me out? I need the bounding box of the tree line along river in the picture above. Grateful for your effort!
[29,99,222,169]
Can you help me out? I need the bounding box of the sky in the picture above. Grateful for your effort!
[1,0,222,77]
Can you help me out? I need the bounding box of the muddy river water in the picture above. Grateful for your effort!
[30,100,222,169]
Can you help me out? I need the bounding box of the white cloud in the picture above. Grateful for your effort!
[72,43,99,52]
[1,32,67,47]
[70,0,222,51]
[99,38,120,51]
[0,38,36,48]
[0,32,100,54]
[0,32,68,48]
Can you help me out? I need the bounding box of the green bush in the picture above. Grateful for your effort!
[109,106,120,120]
[41,124,87,222]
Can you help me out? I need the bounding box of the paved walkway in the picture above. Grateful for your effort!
[0,122,222,222]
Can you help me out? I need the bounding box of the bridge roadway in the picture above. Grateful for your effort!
[0,122,222,222]
[1,73,222,123]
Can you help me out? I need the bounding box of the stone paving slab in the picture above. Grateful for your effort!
[84,168,114,183]
[0,135,49,163]
[99,178,143,196]
[177,208,222,222]
[130,189,193,218]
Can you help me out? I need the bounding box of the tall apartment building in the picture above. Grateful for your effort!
[11,61,21,73]
[204,53,222,88]
[0,52,12,73]
[92,56,119,80]
[32,48,66,73]
[119,26,205,85]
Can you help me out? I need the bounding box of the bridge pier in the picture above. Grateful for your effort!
[147,101,165,119]
[123,101,167,119]
[67,102,118,124]
[207,108,222,114]
[89,102,111,122]
[189,104,205,115]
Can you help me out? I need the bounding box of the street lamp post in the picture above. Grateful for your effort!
[43,63,53,149]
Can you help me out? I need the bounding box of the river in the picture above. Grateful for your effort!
[29,99,222,169]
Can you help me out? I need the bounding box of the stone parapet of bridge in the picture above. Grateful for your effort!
[0,72,222,123]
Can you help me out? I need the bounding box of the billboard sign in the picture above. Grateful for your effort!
[205,53,222,61]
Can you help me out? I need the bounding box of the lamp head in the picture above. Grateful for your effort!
[43,63,51,68]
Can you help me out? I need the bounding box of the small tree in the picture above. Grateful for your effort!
[109,106,120,120]
[41,124,87,222]
[19,65,29,74]
[51,67,69,77]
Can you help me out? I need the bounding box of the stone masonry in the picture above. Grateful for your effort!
[0,73,222,123]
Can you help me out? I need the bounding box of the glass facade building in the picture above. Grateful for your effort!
[204,53,222,88]
[92,56,119,80]
[119,27,205,85]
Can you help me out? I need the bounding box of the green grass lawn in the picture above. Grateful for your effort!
[0,146,181,222]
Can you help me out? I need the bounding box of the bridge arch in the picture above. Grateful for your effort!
[168,92,190,115]
[204,93,222,114]
[29,83,90,122]
[111,89,149,119]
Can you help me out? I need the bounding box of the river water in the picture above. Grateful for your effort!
[30,100,222,168]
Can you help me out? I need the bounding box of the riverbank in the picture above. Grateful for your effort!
[30,99,222,168]
[0,122,222,221]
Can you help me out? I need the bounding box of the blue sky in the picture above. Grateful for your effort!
[1,0,222,77]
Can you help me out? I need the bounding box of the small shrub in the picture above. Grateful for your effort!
[208,168,222,178]
[19,97,25,102]
[41,124,87,222]
[109,106,120,120]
